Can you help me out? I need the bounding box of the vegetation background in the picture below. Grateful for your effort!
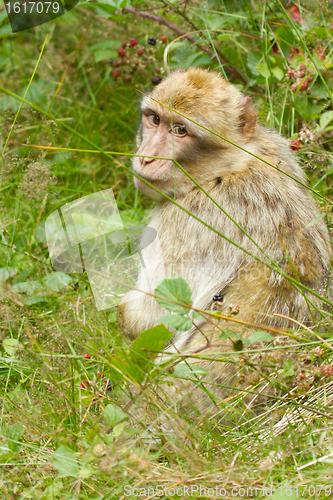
[0,0,333,498]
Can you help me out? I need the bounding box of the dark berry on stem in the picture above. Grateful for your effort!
[148,36,156,45]
[213,293,224,302]
[110,59,117,66]
[151,76,162,85]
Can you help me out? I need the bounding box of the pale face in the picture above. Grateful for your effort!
[132,108,194,198]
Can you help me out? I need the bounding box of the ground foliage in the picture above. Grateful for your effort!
[0,0,333,498]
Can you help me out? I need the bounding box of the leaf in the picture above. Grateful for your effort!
[112,421,125,437]
[42,272,72,292]
[93,49,117,63]
[53,445,78,477]
[43,481,63,500]
[0,423,24,453]
[320,110,333,130]
[159,314,192,331]
[0,267,18,282]
[89,40,120,50]
[254,61,270,78]
[155,277,192,314]
[272,67,284,80]
[192,310,205,320]
[3,338,23,356]
[294,95,326,122]
[23,296,48,306]
[131,325,173,363]
[171,363,209,378]
[12,280,41,295]
[245,331,273,344]
[104,403,128,427]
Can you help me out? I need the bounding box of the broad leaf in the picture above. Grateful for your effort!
[159,314,192,331]
[245,331,273,344]
[53,445,78,477]
[104,403,128,427]
[155,277,192,314]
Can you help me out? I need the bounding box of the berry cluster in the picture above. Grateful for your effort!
[287,63,313,93]
[110,35,168,85]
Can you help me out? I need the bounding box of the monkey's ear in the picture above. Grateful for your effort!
[238,96,256,142]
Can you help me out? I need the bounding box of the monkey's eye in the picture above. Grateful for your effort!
[173,125,187,137]
[148,114,160,126]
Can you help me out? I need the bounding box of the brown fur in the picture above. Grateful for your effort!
[117,68,331,416]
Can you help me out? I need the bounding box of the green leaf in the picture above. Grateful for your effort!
[42,272,72,292]
[192,310,205,320]
[245,331,273,344]
[0,267,18,282]
[159,314,192,331]
[0,23,12,38]
[171,363,209,379]
[53,445,78,477]
[255,62,270,78]
[23,296,48,306]
[155,277,192,314]
[294,95,326,122]
[3,338,23,356]
[43,482,63,500]
[0,423,24,453]
[104,403,128,427]
[272,67,284,80]
[93,49,117,63]
[282,359,295,377]
[131,325,173,363]
[112,421,125,437]
[320,110,333,130]
[12,280,41,295]
[89,40,120,50]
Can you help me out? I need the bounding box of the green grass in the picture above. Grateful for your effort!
[0,0,333,498]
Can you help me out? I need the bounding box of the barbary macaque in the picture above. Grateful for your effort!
[117,68,331,414]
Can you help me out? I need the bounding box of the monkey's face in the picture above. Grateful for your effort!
[132,68,257,199]
[133,108,195,198]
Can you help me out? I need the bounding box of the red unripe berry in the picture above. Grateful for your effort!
[137,48,145,56]
[299,63,306,70]
[121,41,127,48]
[321,364,333,376]
[161,35,168,43]
[299,70,306,77]
[112,69,121,79]
[300,81,308,91]
[80,381,90,389]
[287,69,295,77]
[290,140,301,150]
[124,76,131,83]
[118,47,126,57]
[290,84,298,92]
[308,76,313,82]
[83,353,91,359]
[321,55,326,61]
[97,371,104,378]
[130,38,138,47]
[298,371,306,379]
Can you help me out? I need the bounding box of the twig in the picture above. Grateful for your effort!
[122,6,260,90]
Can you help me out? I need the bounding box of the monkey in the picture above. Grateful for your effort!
[117,67,332,420]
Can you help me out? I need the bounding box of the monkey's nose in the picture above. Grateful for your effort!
[141,157,155,167]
